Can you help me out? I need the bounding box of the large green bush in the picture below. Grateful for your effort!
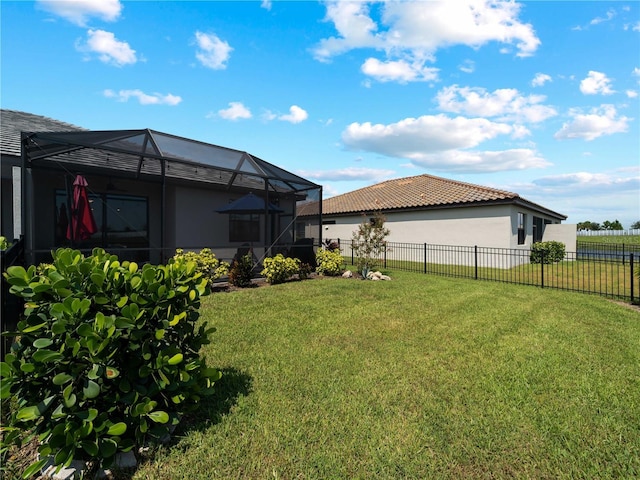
[261,254,300,284]
[530,241,566,264]
[1,248,220,476]
[316,247,344,276]
[173,248,229,286]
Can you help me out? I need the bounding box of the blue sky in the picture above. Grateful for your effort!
[2,0,639,227]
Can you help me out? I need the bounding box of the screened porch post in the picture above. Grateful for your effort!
[264,183,270,258]
[318,187,323,247]
[21,134,35,265]
[161,158,166,263]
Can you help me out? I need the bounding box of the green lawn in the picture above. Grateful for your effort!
[128,272,640,479]
[577,234,640,245]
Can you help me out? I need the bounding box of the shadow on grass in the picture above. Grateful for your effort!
[174,366,253,436]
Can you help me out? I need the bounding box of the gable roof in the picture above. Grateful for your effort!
[318,174,566,220]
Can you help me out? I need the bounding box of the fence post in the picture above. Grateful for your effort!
[474,245,478,280]
[540,249,545,289]
[631,253,635,304]
[424,243,427,274]
[351,239,354,266]
[384,243,387,269]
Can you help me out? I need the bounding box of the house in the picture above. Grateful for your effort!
[1,109,322,266]
[301,173,574,251]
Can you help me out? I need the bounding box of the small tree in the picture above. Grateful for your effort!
[602,220,623,231]
[351,212,390,277]
[631,221,640,230]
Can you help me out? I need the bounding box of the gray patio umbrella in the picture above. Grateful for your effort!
[216,192,283,214]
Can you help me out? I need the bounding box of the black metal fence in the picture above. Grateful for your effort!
[576,241,640,263]
[343,240,637,303]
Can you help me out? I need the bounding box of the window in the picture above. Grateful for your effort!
[229,214,260,242]
[517,212,526,245]
[55,190,149,259]
[533,216,543,243]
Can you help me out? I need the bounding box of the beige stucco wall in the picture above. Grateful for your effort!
[319,203,565,266]
[322,204,520,249]
[543,224,577,252]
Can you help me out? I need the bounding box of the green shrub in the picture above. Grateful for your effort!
[0,236,11,251]
[298,263,313,280]
[530,241,566,264]
[173,248,229,286]
[261,254,300,284]
[1,248,220,475]
[228,254,254,288]
[316,248,344,276]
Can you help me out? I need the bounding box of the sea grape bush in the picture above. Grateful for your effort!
[173,248,229,285]
[316,247,344,276]
[530,241,566,264]
[0,248,220,476]
[261,254,300,284]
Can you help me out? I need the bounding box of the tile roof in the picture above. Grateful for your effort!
[1,109,85,157]
[322,174,518,214]
[318,174,566,219]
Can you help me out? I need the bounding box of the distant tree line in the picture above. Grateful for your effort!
[577,220,640,231]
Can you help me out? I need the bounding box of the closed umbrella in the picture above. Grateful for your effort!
[67,175,98,241]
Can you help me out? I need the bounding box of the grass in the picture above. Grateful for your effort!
[577,235,640,245]
[378,257,637,301]
[125,271,640,479]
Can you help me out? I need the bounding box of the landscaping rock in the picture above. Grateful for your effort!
[41,457,88,480]
[366,271,391,281]
[97,451,138,479]
[342,270,353,278]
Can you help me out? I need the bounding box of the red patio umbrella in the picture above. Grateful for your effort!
[67,175,98,241]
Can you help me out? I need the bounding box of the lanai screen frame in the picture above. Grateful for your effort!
[20,128,322,263]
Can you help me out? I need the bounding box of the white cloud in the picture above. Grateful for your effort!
[458,59,475,74]
[194,31,232,70]
[343,115,514,155]
[361,57,438,83]
[554,105,630,141]
[626,90,638,98]
[218,102,252,121]
[37,0,122,26]
[507,170,640,225]
[634,67,640,79]
[312,0,540,83]
[103,89,181,106]
[435,85,557,123]
[278,105,308,124]
[590,9,616,26]
[408,149,550,173]
[77,29,137,66]
[296,167,395,182]
[261,0,272,11]
[531,73,552,87]
[532,172,637,189]
[580,71,614,95]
